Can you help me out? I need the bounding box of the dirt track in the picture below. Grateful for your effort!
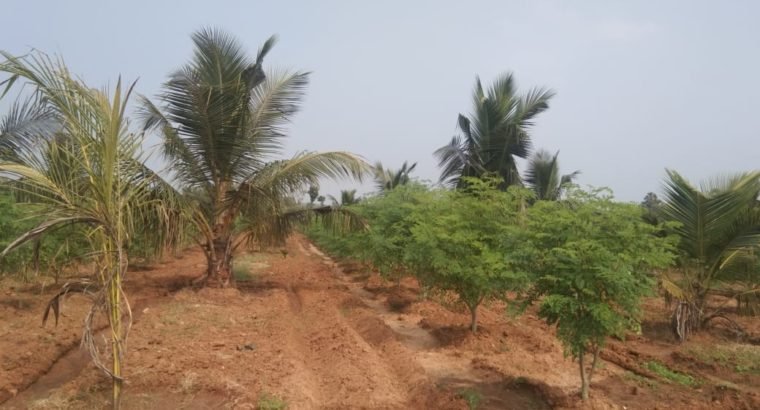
[1,235,758,409]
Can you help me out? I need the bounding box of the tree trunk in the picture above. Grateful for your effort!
[206,236,233,287]
[469,304,479,333]
[205,205,236,287]
[672,300,702,342]
[579,348,589,400]
[588,345,600,382]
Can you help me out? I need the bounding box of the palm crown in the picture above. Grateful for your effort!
[435,73,554,189]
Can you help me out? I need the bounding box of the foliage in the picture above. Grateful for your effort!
[644,361,699,387]
[687,344,760,375]
[434,73,554,189]
[307,183,426,278]
[524,149,579,201]
[660,170,760,340]
[406,178,530,332]
[353,183,430,283]
[0,191,87,278]
[517,188,675,399]
[140,28,368,286]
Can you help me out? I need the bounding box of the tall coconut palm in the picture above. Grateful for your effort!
[661,170,760,341]
[435,73,554,189]
[524,149,579,201]
[0,51,180,409]
[140,28,368,287]
[374,160,417,192]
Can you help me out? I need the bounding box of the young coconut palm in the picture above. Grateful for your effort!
[374,160,417,192]
[661,170,760,341]
[140,28,368,287]
[435,73,554,189]
[524,149,580,201]
[0,52,181,409]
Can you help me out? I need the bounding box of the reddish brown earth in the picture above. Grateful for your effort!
[1,234,758,409]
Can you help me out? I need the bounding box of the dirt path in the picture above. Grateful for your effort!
[300,241,550,410]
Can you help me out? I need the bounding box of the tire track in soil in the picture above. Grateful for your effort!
[272,249,416,409]
[300,240,551,410]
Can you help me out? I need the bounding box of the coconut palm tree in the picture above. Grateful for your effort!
[374,160,417,192]
[140,28,368,287]
[329,189,359,206]
[661,170,760,341]
[0,51,180,409]
[524,149,579,201]
[434,73,554,189]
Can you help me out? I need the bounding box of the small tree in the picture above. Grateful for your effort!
[317,195,325,206]
[407,178,528,332]
[352,183,430,285]
[519,188,674,399]
[308,185,319,205]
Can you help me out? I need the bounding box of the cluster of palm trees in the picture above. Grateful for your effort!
[434,73,578,199]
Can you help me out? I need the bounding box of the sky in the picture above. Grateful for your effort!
[1,0,759,201]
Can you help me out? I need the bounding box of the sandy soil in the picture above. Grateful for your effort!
[0,234,758,409]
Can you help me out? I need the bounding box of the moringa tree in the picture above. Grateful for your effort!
[435,73,554,189]
[524,149,579,201]
[140,29,368,287]
[519,188,674,399]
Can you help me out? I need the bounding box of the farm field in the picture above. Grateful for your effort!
[1,235,757,410]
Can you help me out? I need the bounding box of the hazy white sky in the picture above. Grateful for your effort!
[2,0,759,201]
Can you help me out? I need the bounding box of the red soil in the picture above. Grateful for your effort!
[0,234,758,409]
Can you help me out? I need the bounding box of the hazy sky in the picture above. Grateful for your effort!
[2,0,759,201]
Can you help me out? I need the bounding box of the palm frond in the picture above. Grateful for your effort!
[435,72,554,189]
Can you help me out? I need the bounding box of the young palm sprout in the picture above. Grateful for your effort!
[0,51,182,409]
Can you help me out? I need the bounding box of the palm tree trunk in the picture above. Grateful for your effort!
[205,205,236,287]
[206,236,233,287]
